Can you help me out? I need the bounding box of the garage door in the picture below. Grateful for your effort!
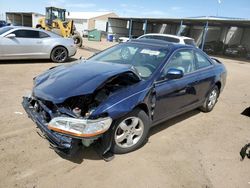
[95,20,107,31]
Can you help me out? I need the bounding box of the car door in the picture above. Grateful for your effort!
[153,49,201,121]
[2,29,45,59]
[193,51,215,101]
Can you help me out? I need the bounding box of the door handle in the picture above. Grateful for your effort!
[37,41,42,44]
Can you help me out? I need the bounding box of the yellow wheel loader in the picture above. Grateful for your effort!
[36,7,82,47]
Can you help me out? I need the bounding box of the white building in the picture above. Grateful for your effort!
[66,11,118,36]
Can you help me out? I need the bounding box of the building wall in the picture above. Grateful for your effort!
[6,13,32,26]
[88,13,118,31]
[6,13,43,27]
[32,13,44,28]
[206,27,221,42]
[225,27,244,45]
[241,28,250,50]
[108,18,130,38]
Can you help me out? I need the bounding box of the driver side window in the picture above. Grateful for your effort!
[162,49,196,76]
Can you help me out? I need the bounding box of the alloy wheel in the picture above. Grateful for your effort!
[53,47,67,62]
[114,117,144,148]
[207,89,218,109]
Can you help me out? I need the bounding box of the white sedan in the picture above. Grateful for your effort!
[0,26,77,63]
[138,33,197,47]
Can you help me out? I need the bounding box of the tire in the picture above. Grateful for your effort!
[51,46,68,63]
[72,34,82,48]
[200,86,219,112]
[111,109,150,154]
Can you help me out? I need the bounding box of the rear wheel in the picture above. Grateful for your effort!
[200,86,219,112]
[51,46,68,63]
[111,109,149,154]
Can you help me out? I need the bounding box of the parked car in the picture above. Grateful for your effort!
[22,39,227,157]
[224,44,247,57]
[118,36,130,43]
[246,51,250,60]
[203,41,224,55]
[0,20,10,28]
[118,36,138,43]
[138,33,197,47]
[0,26,77,63]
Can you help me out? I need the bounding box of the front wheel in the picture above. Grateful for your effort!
[72,34,82,48]
[111,109,149,154]
[200,86,219,112]
[51,46,68,63]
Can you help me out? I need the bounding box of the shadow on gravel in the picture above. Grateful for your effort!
[0,57,78,65]
[241,107,250,117]
[57,146,102,164]
[55,109,201,164]
[80,46,101,53]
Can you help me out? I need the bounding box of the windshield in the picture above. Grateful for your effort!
[0,27,13,35]
[89,43,170,79]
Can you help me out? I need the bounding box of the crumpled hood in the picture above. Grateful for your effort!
[33,60,139,103]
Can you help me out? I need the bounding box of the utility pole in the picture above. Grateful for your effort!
[217,0,222,16]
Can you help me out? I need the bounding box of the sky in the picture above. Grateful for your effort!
[0,0,250,20]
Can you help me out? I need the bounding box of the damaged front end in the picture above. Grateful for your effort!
[22,61,141,157]
[22,95,113,156]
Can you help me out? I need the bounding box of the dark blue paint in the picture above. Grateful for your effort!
[33,60,140,103]
[32,39,227,128]
[24,39,227,155]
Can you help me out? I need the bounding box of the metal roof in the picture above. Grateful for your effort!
[6,12,44,16]
[109,16,250,27]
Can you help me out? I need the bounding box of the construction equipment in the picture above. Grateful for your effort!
[36,7,82,47]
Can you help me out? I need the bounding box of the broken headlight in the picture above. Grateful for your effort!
[48,117,112,137]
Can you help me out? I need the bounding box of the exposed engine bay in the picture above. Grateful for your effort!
[50,72,139,119]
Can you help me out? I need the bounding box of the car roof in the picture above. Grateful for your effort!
[128,38,193,50]
[2,26,61,37]
[139,33,194,40]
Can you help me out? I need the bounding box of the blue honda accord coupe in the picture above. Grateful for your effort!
[22,39,227,157]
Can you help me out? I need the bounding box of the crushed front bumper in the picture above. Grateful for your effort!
[22,97,80,155]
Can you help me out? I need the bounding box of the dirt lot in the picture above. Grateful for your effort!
[0,39,250,188]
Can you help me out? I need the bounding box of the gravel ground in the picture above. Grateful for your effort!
[0,39,249,188]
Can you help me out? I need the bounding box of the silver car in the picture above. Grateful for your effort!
[0,26,77,63]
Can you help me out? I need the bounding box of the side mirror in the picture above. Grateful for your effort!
[5,33,16,38]
[165,68,184,80]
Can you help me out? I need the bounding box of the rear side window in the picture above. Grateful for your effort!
[39,31,50,38]
[184,39,196,46]
[195,52,212,69]
[12,30,40,38]
[141,35,180,43]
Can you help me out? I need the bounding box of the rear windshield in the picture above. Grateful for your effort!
[140,35,180,43]
[184,39,196,46]
[0,27,13,35]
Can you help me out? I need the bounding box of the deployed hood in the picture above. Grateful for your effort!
[33,60,140,103]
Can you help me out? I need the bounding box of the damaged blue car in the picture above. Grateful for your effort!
[22,39,227,157]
